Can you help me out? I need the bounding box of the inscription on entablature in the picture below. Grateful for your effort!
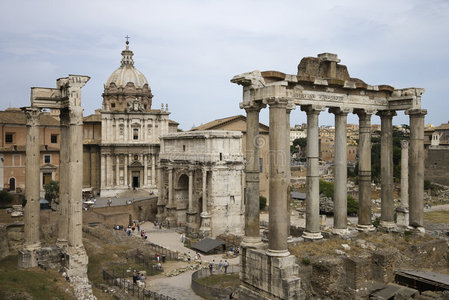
[288,90,345,102]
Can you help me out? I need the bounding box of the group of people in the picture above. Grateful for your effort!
[132,270,146,287]
[208,259,229,275]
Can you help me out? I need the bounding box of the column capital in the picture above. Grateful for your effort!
[376,110,397,118]
[329,107,352,115]
[401,140,409,149]
[405,108,427,116]
[60,107,70,127]
[22,107,41,127]
[69,106,84,126]
[240,102,266,112]
[266,97,289,107]
[354,108,377,117]
[301,104,325,114]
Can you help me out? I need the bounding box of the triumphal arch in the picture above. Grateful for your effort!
[232,53,426,300]
[18,75,94,298]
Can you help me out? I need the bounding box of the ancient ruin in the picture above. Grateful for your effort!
[158,130,244,237]
[232,53,426,299]
[18,75,95,299]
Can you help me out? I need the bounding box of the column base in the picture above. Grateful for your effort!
[357,224,376,232]
[266,249,290,257]
[18,248,39,269]
[332,228,350,236]
[396,206,409,227]
[302,231,323,240]
[241,236,264,248]
[56,239,68,249]
[407,226,425,234]
[380,221,397,230]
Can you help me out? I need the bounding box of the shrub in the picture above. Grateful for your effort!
[347,196,358,216]
[301,257,311,265]
[319,180,334,199]
[0,190,13,207]
[259,196,267,210]
[424,179,433,191]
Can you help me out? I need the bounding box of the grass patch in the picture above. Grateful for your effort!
[0,255,75,300]
[196,273,240,289]
[424,210,449,224]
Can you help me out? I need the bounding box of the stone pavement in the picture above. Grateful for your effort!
[132,222,239,300]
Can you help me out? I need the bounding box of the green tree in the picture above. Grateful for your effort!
[347,195,358,216]
[293,137,307,150]
[259,196,267,210]
[319,180,334,199]
[44,180,59,202]
[0,190,13,207]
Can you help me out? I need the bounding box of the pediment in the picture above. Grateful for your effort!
[129,161,143,167]
[40,163,57,171]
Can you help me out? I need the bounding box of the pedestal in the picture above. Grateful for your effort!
[186,210,197,234]
[356,224,375,232]
[18,248,38,269]
[199,212,211,237]
[396,205,409,227]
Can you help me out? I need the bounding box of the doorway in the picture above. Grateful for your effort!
[9,178,15,192]
[132,171,140,188]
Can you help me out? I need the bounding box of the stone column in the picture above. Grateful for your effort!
[124,155,128,187]
[100,154,105,190]
[151,155,156,186]
[106,154,112,188]
[267,99,290,256]
[67,106,84,248]
[378,110,396,229]
[116,155,120,187]
[242,104,263,247]
[156,165,165,222]
[355,109,375,231]
[166,165,175,226]
[396,140,409,226]
[406,109,427,230]
[144,155,148,187]
[330,107,350,233]
[124,119,128,141]
[200,166,211,236]
[188,168,194,212]
[20,108,41,268]
[302,105,323,240]
[57,108,69,247]
[286,107,293,238]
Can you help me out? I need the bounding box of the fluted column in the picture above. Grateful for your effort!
[124,155,128,187]
[23,108,41,252]
[378,110,396,228]
[400,140,409,208]
[406,109,427,230]
[151,155,156,186]
[156,165,165,222]
[200,166,211,236]
[242,104,263,247]
[188,168,194,212]
[116,155,120,187]
[396,140,410,226]
[355,109,375,231]
[100,154,106,190]
[57,108,69,247]
[144,155,148,187]
[302,105,324,240]
[330,107,350,233]
[166,165,175,226]
[267,99,290,256]
[67,106,84,247]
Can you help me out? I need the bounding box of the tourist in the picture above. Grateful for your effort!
[107,198,112,207]
[137,222,140,232]
[157,262,162,270]
[156,253,160,262]
[224,260,229,273]
[219,260,223,272]
[132,224,135,232]
[208,261,214,275]
[132,270,137,284]
[139,273,146,287]
[144,233,148,240]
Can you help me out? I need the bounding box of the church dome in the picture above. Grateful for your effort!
[105,41,148,88]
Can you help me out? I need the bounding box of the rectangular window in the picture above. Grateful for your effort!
[133,128,138,140]
[43,173,52,185]
[5,133,13,143]
[51,134,58,143]
[44,155,51,164]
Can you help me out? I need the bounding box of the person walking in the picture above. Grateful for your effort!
[224,260,229,273]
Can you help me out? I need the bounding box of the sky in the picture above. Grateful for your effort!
[0,0,448,131]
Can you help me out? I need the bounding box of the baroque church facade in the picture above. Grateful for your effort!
[83,41,178,197]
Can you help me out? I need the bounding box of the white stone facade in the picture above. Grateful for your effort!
[158,131,244,238]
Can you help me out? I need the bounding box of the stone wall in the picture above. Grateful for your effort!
[191,266,240,300]
[0,223,24,259]
[425,148,449,186]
